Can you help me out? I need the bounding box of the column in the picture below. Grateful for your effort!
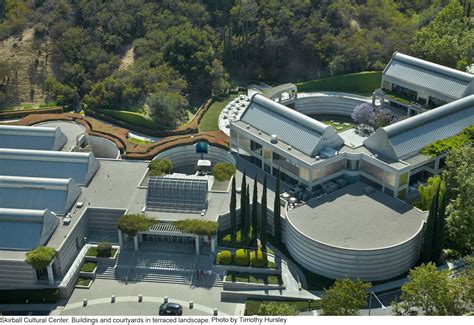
[47,264,54,285]
[211,236,216,254]
[195,235,200,255]
[118,229,123,247]
[134,235,139,251]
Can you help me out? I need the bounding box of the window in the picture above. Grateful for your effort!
[250,140,262,156]
[346,160,360,171]
[273,152,299,176]
[392,84,417,101]
[399,173,409,186]
[361,161,384,182]
[385,172,396,188]
[323,160,345,178]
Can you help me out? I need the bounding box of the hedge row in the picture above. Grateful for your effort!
[86,97,213,137]
[0,106,63,120]
[216,249,270,268]
[0,289,59,304]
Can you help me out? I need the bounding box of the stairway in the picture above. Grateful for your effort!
[192,255,224,288]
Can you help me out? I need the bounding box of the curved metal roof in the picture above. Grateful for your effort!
[0,148,99,185]
[0,125,67,151]
[383,52,474,99]
[0,208,59,251]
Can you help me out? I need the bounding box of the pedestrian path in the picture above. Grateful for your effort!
[192,255,224,288]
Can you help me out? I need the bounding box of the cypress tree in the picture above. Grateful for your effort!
[432,185,447,264]
[421,184,440,263]
[274,169,282,244]
[245,184,251,245]
[240,171,247,244]
[260,175,268,249]
[230,177,237,247]
[251,176,259,242]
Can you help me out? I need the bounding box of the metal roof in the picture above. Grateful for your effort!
[0,148,100,185]
[146,176,208,212]
[364,95,474,159]
[383,52,474,99]
[0,208,59,251]
[0,176,81,215]
[240,94,330,156]
[0,125,67,151]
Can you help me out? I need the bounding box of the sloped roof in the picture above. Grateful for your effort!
[383,52,474,99]
[240,94,335,156]
[0,125,67,151]
[0,176,81,215]
[364,95,474,159]
[0,148,99,185]
[0,209,59,251]
[263,83,297,98]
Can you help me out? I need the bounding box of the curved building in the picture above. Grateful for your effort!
[283,182,425,281]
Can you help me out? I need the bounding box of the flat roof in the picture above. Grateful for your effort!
[286,182,426,250]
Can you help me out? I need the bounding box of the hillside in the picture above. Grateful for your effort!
[0,28,52,108]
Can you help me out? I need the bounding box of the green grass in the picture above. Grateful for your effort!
[86,247,117,258]
[198,94,239,132]
[96,109,165,130]
[296,71,382,96]
[76,277,92,287]
[80,262,97,272]
[310,114,356,132]
[245,299,321,315]
[128,137,154,145]
[225,272,282,285]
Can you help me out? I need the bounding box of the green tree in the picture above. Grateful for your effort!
[393,263,473,315]
[147,90,188,128]
[412,1,473,70]
[148,159,173,176]
[25,246,58,270]
[240,172,247,244]
[251,176,258,241]
[245,184,251,244]
[117,214,155,237]
[421,184,440,264]
[432,188,447,265]
[443,145,474,253]
[273,170,282,244]
[257,302,299,316]
[417,176,446,211]
[260,175,268,248]
[321,278,371,315]
[212,162,236,181]
[230,177,237,246]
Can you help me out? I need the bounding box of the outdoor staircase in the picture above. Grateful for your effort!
[94,250,194,285]
[193,255,225,288]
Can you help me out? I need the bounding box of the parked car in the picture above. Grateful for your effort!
[159,302,183,316]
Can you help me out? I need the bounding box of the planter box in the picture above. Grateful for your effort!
[85,247,119,264]
[223,280,285,291]
[75,279,93,289]
[79,266,97,278]
[213,264,281,275]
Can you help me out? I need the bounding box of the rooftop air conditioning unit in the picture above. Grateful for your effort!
[271,135,278,144]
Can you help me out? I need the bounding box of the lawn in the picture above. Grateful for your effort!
[310,114,356,132]
[76,277,92,287]
[296,71,382,96]
[225,272,282,285]
[198,94,239,132]
[245,299,321,315]
[128,137,154,145]
[95,109,164,130]
[80,262,97,272]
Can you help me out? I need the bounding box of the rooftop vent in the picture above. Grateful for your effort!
[258,130,262,135]
[315,156,320,161]
[271,134,278,144]
[246,124,251,129]
[288,145,292,150]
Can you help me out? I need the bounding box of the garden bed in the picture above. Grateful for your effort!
[85,246,119,263]
[79,261,98,278]
[75,277,93,289]
[224,272,284,290]
[244,299,322,316]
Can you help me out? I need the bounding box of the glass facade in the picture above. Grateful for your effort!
[361,161,384,183]
[384,172,396,188]
[273,152,299,176]
[250,140,262,156]
[399,173,409,186]
[323,159,345,178]
[345,159,360,171]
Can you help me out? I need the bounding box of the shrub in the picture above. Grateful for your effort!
[250,250,268,268]
[25,247,58,270]
[96,242,112,257]
[421,125,474,156]
[234,249,250,266]
[257,302,299,316]
[174,219,218,237]
[351,102,376,124]
[212,162,236,181]
[118,214,155,237]
[216,250,232,265]
[148,158,173,176]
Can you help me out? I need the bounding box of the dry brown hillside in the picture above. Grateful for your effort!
[0,28,53,107]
